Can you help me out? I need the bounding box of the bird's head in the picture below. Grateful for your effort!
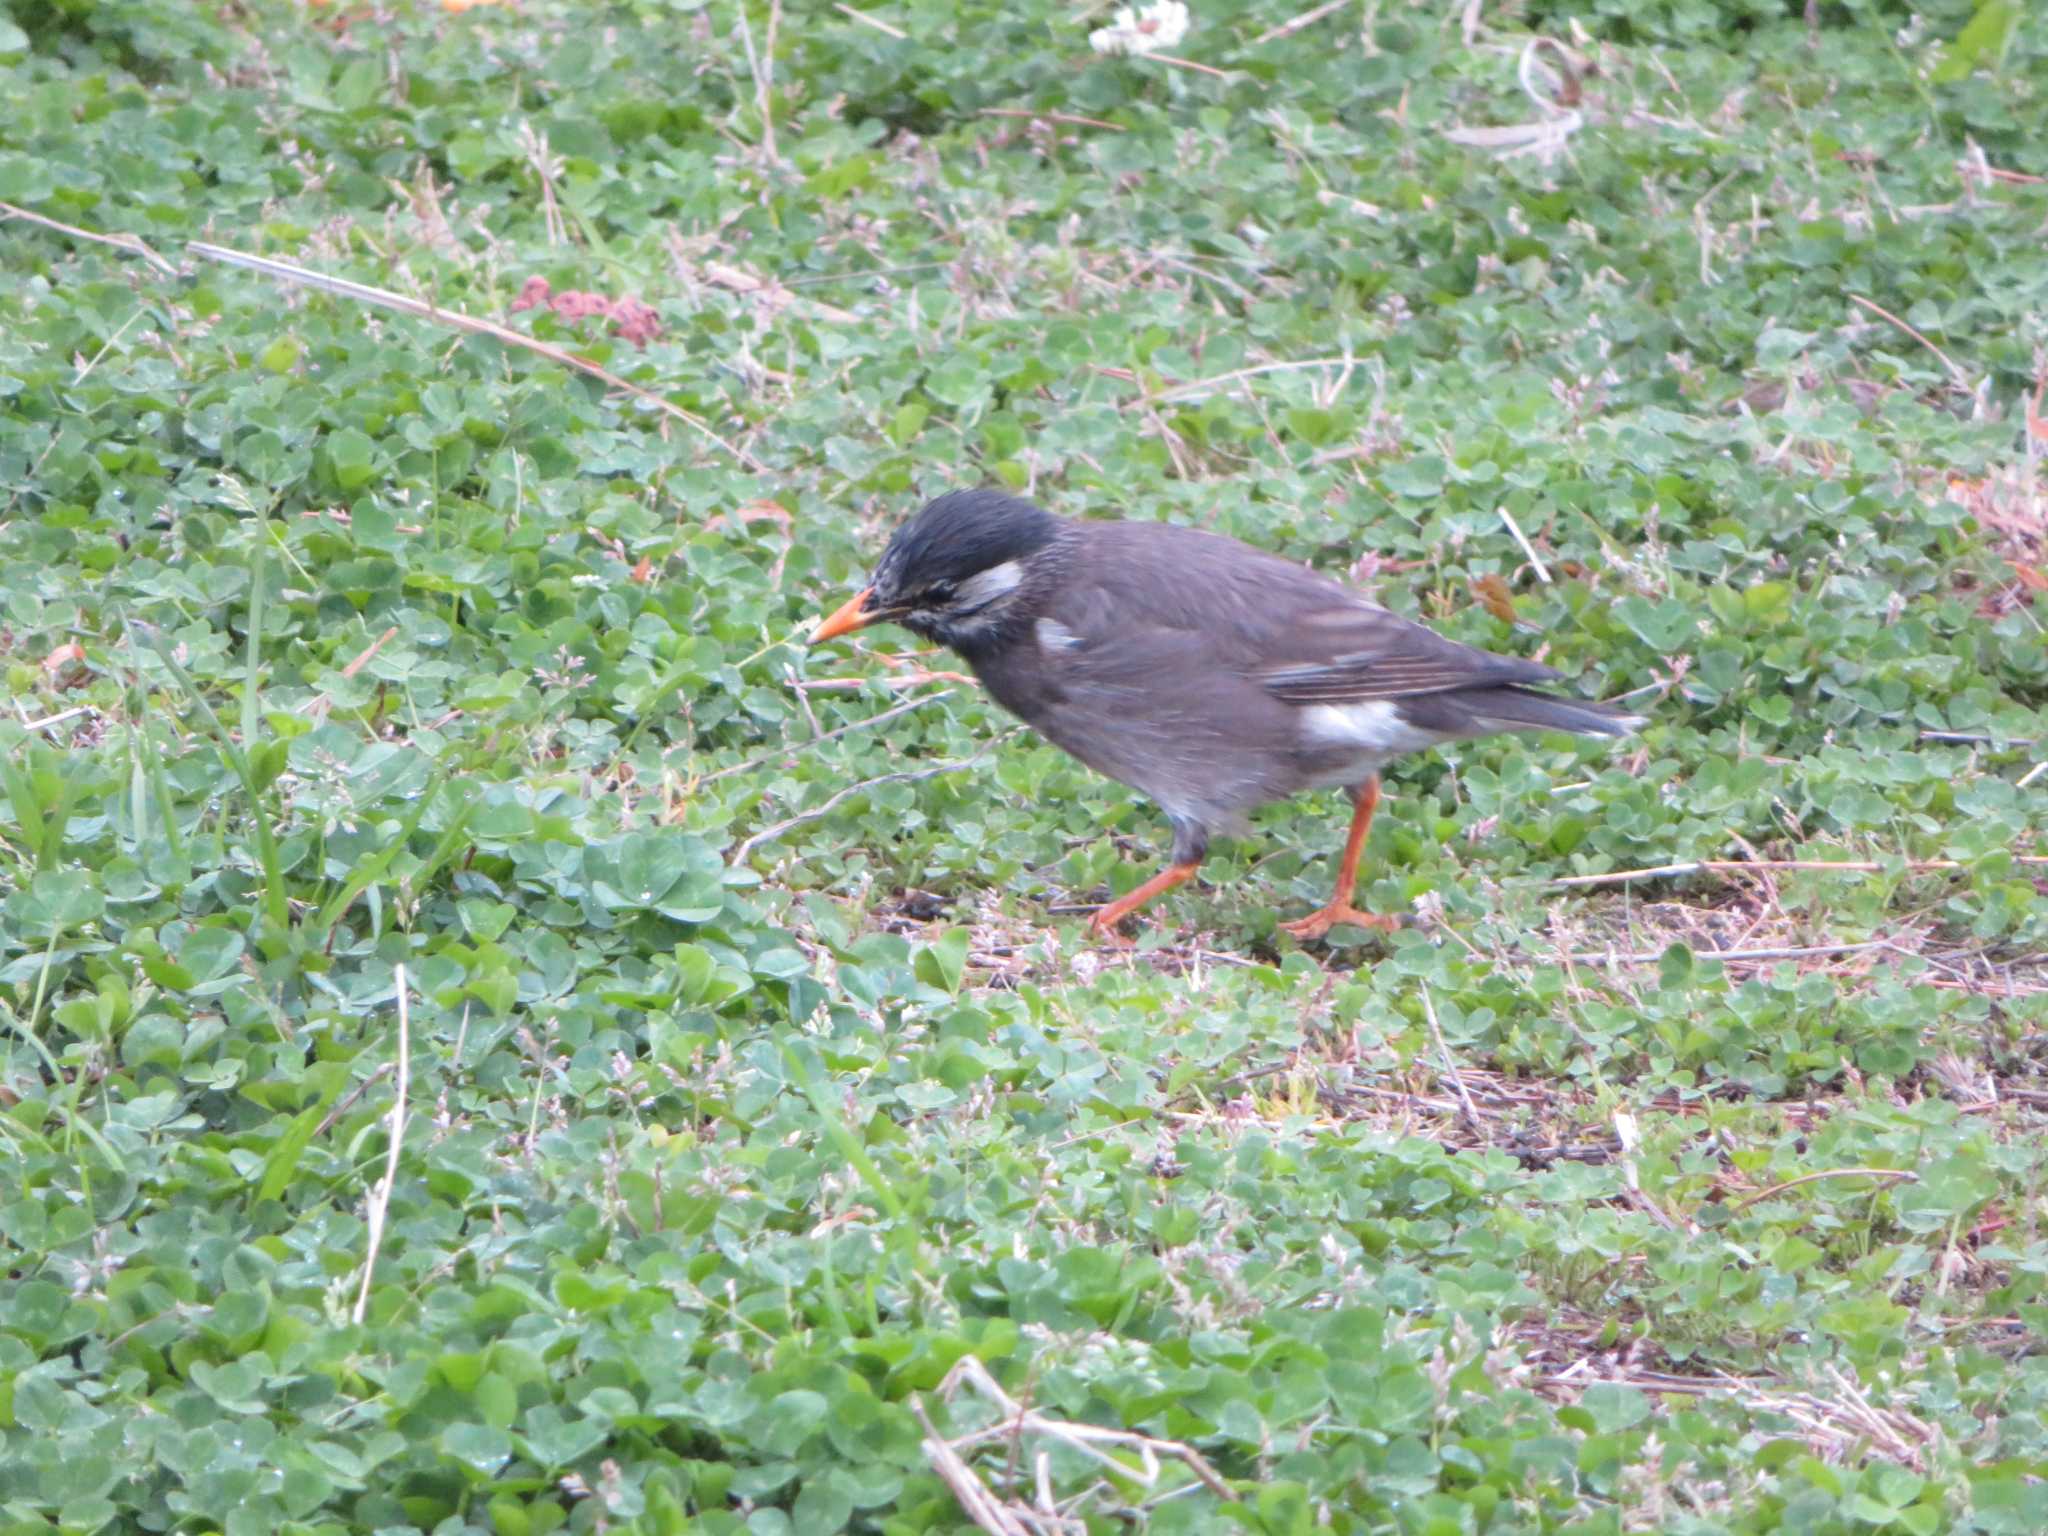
[809,489,1063,653]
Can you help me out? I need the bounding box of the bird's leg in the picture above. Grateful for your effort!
[1280,775,1400,940]
[1087,860,1199,944]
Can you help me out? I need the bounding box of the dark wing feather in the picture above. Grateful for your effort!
[1255,609,1558,704]
[1053,521,1557,706]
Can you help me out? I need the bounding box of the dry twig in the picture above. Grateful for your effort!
[729,741,1007,865]
[1558,940,1892,967]
[1548,855,2048,889]
[315,1061,396,1143]
[736,0,784,164]
[1419,984,1482,1134]
[1849,293,1971,392]
[186,242,763,470]
[791,671,973,693]
[696,689,956,787]
[1612,1108,1680,1231]
[917,1356,1237,1527]
[17,706,93,735]
[1533,1361,1938,1471]
[1251,0,1349,46]
[1134,357,1358,407]
[1444,38,1585,163]
[913,1398,1031,1536]
[1496,506,1553,584]
[1733,1167,1917,1210]
[981,107,1125,132]
[832,1,906,39]
[1151,54,1232,80]
[1,200,178,275]
[307,626,401,724]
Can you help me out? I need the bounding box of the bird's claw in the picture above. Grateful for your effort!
[1279,905,1400,941]
[1085,914,1137,949]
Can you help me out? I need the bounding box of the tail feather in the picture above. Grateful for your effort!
[1451,685,1645,739]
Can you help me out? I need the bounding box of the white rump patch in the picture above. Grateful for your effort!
[1303,601,1386,627]
[1036,616,1081,651]
[1299,701,1441,756]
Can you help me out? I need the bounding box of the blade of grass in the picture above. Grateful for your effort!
[1,977,65,1085]
[782,1043,908,1223]
[144,720,188,863]
[124,651,189,861]
[2,747,47,871]
[39,762,88,873]
[258,1079,345,1204]
[131,620,290,934]
[0,992,127,1193]
[125,721,151,849]
[242,546,264,758]
[310,775,478,943]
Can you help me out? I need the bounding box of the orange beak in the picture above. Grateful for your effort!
[808,586,877,645]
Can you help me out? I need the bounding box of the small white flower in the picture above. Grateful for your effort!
[1089,0,1190,56]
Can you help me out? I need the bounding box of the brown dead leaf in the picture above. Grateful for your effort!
[342,628,399,679]
[43,641,85,678]
[709,498,795,536]
[507,276,663,347]
[1472,573,1519,625]
[704,498,796,589]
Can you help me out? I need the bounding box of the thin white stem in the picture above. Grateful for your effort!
[352,964,411,1325]
[1496,506,1552,583]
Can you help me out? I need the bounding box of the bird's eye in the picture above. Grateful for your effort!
[924,581,958,605]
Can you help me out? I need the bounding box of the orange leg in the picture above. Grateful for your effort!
[1087,860,1199,943]
[1279,775,1400,941]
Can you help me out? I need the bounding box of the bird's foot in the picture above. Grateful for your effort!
[1085,913,1138,949]
[1082,862,1199,948]
[1279,904,1400,941]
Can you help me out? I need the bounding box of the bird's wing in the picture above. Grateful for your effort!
[1249,602,1558,704]
[1057,522,1558,706]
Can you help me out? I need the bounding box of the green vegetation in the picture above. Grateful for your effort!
[2,0,2045,1530]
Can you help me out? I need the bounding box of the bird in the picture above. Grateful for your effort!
[809,489,1643,942]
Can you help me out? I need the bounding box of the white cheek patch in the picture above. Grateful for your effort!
[1299,701,1441,756]
[1036,617,1081,651]
[953,559,1023,611]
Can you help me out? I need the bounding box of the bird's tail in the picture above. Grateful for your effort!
[1462,686,1646,738]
